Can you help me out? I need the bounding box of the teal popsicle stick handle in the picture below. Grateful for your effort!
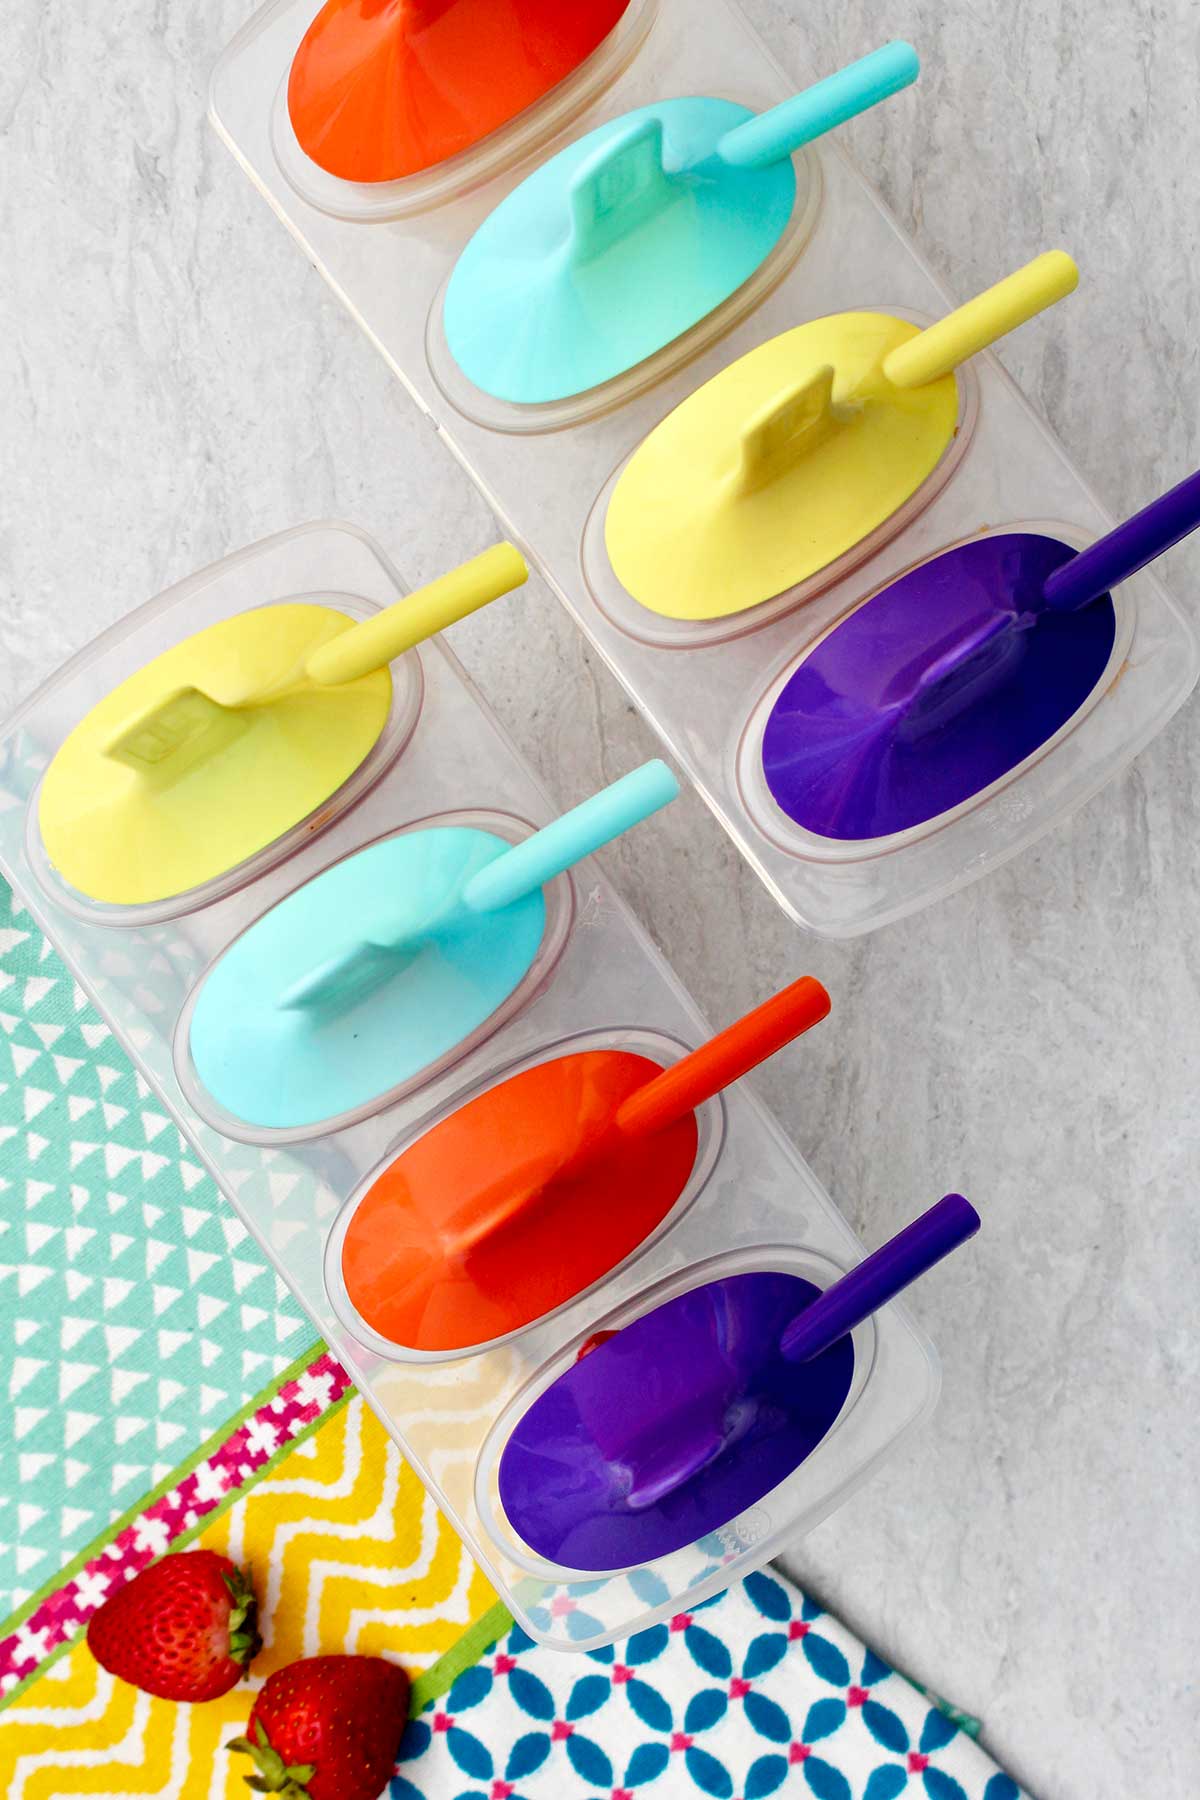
[717,41,920,170]
[462,759,680,914]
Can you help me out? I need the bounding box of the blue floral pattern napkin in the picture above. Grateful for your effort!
[393,1568,1026,1800]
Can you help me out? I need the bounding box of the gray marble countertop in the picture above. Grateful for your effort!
[3,1,1199,1794]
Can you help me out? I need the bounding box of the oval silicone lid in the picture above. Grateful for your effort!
[760,533,1119,841]
[440,47,921,411]
[287,0,634,185]
[36,602,396,908]
[604,252,1079,622]
[497,1269,855,1571]
[34,543,528,911]
[340,1047,699,1353]
[183,760,680,1137]
[187,823,549,1133]
[604,311,959,621]
[443,97,798,406]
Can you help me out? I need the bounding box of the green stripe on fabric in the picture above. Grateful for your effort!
[409,1601,515,1716]
[914,1683,982,1739]
[0,1362,351,1713]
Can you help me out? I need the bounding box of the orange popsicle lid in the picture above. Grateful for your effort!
[339,976,831,1355]
[342,1049,699,1354]
[288,0,636,185]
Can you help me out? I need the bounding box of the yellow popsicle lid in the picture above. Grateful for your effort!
[36,544,528,908]
[604,252,1078,623]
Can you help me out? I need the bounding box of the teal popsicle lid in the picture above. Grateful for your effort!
[179,762,680,1141]
[439,44,920,410]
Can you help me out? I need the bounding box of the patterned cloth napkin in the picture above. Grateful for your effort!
[0,1386,505,1797]
[0,881,1030,1799]
[0,1381,1026,1800]
[395,1574,1023,1800]
[0,881,312,1617]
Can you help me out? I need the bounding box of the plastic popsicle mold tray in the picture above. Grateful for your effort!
[0,523,938,1649]
[211,0,1198,936]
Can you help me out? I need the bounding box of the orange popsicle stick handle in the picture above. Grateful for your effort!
[615,976,831,1139]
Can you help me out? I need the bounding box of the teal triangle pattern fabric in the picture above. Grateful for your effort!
[0,880,316,1619]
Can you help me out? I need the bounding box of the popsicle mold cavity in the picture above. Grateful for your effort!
[434,46,922,425]
[181,816,567,1139]
[440,97,805,409]
[287,0,637,186]
[337,1045,704,1355]
[603,311,962,623]
[497,1268,856,1571]
[757,533,1120,842]
[35,601,410,910]
[598,252,1077,631]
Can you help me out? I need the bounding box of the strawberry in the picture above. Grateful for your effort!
[87,1549,260,1702]
[228,1656,410,1800]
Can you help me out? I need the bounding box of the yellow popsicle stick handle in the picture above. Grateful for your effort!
[732,364,849,496]
[305,541,528,687]
[880,250,1079,391]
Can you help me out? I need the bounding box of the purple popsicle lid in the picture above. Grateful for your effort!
[760,532,1118,842]
[497,1270,855,1572]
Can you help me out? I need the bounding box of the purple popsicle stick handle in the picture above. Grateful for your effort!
[1041,467,1200,613]
[779,1192,980,1363]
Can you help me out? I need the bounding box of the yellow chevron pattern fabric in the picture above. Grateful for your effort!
[0,1395,499,1798]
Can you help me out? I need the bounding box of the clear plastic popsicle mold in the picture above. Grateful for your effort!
[0,522,940,1648]
[211,0,1198,934]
